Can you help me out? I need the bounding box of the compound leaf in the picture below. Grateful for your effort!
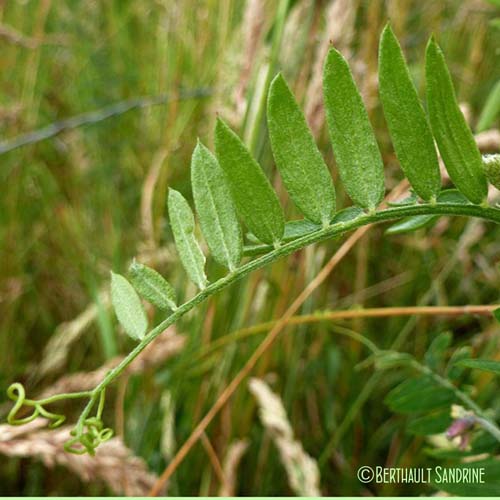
[267,73,336,225]
[323,47,385,210]
[191,141,242,271]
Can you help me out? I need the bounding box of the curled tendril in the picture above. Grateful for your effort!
[7,383,65,428]
[7,381,79,435]
[7,383,40,425]
[7,384,113,456]
[63,417,114,455]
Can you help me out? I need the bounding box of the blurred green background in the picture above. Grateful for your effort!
[1,0,499,496]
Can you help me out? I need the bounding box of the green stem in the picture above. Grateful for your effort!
[8,202,500,447]
[90,202,500,396]
[33,391,93,405]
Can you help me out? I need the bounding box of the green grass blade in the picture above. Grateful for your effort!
[477,80,500,133]
[267,73,336,225]
[425,38,488,204]
[168,189,208,289]
[379,25,441,201]
[129,261,177,311]
[215,118,285,245]
[323,47,385,211]
[191,141,242,271]
[110,272,148,341]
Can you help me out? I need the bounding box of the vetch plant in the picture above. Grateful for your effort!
[6,25,500,456]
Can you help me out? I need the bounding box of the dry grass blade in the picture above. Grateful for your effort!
[305,0,357,136]
[218,439,249,496]
[248,378,321,496]
[0,418,159,496]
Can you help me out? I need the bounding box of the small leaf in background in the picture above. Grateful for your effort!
[215,118,284,246]
[385,214,438,235]
[494,308,500,323]
[379,25,441,201]
[456,358,500,375]
[191,141,242,271]
[385,376,456,413]
[386,189,470,235]
[267,73,336,225]
[426,38,488,204]
[331,206,365,224]
[129,260,177,311]
[436,188,470,205]
[424,332,452,371]
[477,80,500,133]
[387,191,418,206]
[483,154,500,191]
[446,346,473,380]
[168,189,208,289]
[323,47,385,211]
[433,458,500,496]
[110,271,148,341]
[407,409,452,436]
[283,219,322,240]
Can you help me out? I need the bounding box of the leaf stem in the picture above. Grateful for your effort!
[90,202,500,395]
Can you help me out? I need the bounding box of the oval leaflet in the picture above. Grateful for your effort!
[129,260,177,311]
[110,271,148,341]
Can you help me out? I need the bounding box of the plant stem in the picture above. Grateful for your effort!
[89,202,500,397]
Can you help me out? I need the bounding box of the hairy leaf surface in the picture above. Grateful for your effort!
[110,271,148,341]
[426,38,487,204]
[267,73,335,225]
[129,261,177,310]
[323,48,385,210]
[215,118,284,245]
[191,141,242,270]
[379,25,441,201]
[168,189,208,289]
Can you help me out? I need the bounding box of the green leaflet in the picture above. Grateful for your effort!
[191,141,242,271]
[379,25,441,201]
[323,48,385,210]
[456,358,500,375]
[407,410,452,436]
[168,189,208,289]
[110,271,148,341]
[425,38,488,204]
[477,80,500,133]
[129,261,177,311]
[267,73,336,225]
[435,459,500,496]
[385,214,438,235]
[215,118,284,245]
[385,376,456,413]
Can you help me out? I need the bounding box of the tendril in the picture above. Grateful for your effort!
[6,382,113,455]
[63,390,113,455]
